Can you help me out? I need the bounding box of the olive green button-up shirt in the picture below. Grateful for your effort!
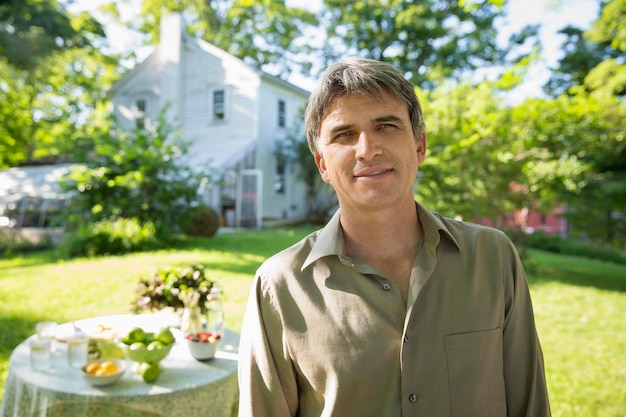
[238,203,551,417]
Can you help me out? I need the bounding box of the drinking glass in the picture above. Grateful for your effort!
[67,333,89,368]
[30,337,51,371]
[36,321,57,352]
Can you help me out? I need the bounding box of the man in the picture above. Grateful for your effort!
[238,58,551,416]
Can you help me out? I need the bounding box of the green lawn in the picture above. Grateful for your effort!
[1,226,624,416]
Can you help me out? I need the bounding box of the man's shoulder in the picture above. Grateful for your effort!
[257,228,323,275]
[430,211,512,247]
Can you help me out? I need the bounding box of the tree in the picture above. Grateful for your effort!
[0,0,119,168]
[101,0,318,78]
[545,0,625,97]
[0,0,83,70]
[543,26,617,97]
[418,79,529,227]
[317,0,536,88]
[584,0,626,98]
[60,107,215,237]
[555,92,626,248]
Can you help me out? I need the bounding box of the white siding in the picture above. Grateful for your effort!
[109,13,314,226]
[256,80,309,221]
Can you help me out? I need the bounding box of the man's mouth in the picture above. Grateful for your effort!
[355,168,391,177]
[367,169,389,176]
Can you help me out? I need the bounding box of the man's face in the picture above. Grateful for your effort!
[314,91,426,213]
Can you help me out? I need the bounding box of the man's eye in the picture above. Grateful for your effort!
[378,123,396,129]
[333,131,353,140]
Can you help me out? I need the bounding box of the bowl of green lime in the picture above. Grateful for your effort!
[119,326,176,364]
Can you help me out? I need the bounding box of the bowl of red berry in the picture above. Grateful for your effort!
[186,332,221,361]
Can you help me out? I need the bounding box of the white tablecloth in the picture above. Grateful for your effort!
[0,313,239,417]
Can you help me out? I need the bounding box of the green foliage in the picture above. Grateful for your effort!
[0,0,96,70]
[419,79,528,224]
[59,107,215,241]
[60,217,159,257]
[132,263,215,314]
[508,231,626,265]
[420,72,625,249]
[319,0,535,88]
[0,0,117,168]
[181,205,220,238]
[108,0,317,77]
[545,0,625,98]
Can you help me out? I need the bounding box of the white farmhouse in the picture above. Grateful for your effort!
[109,13,319,228]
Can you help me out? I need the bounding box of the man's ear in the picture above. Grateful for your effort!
[314,152,331,183]
[416,132,427,164]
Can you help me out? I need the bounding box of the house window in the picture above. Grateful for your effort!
[278,99,286,128]
[136,99,147,129]
[212,89,226,121]
[275,155,286,194]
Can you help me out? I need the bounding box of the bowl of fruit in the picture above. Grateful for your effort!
[119,326,176,382]
[186,332,221,361]
[81,358,127,387]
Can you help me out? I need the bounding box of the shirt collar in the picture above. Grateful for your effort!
[301,202,461,271]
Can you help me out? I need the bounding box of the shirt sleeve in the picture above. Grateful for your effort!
[502,239,552,417]
[238,273,299,417]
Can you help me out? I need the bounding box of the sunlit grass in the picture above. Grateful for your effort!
[0,231,624,417]
[527,250,626,417]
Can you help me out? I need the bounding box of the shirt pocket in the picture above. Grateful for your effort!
[444,328,506,417]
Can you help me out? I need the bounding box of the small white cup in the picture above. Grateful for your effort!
[35,321,58,338]
[67,334,89,368]
[30,337,51,371]
[35,321,58,352]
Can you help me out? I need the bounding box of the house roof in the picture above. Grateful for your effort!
[0,164,74,206]
[186,138,257,169]
[109,20,310,99]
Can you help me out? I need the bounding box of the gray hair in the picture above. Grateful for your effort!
[304,58,425,154]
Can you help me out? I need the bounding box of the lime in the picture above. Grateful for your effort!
[126,327,146,344]
[129,342,146,351]
[144,332,155,344]
[155,328,175,345]
[147,340,164,351]
[140,362,160,383]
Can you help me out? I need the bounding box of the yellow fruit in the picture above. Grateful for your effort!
[85,362,100,375]
[101,360,118,374]
[85,360,119,376]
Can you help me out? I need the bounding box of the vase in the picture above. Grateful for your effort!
[180,305,203,336]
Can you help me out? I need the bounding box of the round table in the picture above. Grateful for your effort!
[0,313,239,417]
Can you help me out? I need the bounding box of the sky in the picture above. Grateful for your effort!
[69,0,600,101]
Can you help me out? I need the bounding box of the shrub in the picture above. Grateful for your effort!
[61,217,159,257]
[181,205,220,238]
[0,228,54,254]
[506,230,626,265]
[59,106,216,242]
[132,263,216,314]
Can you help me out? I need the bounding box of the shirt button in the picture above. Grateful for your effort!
[408,394,417,403]
[382,282,391,291]
[403,334,410,343]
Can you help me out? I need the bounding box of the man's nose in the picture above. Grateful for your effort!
[355,131,382,160]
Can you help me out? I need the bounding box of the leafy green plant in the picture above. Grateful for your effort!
[60,217,159,257]
[59,105,216,242]
[132,263,216,314]
[519,231,626,265]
